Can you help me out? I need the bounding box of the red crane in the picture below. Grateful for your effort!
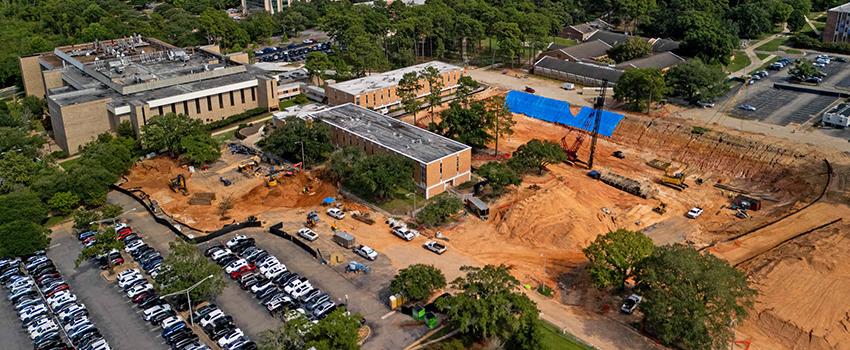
[560,81,607,168]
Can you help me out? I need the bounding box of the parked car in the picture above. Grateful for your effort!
[326,208,345,220]
[297,228,319,242]
[423,241,447,255]
[354,245,378,261]
[524,86,535,93]
[737,104,757,111]
[686,207,704,219]
[621,294,642,314]
[391,227,415,241]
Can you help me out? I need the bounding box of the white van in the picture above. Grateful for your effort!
[562,83,575,90]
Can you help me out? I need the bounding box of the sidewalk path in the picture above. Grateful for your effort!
[730,34,782,78]
[805,16,822,36]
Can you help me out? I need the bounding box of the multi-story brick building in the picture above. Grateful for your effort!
[324,61,464,112]
[19,36,307,155]
[310,103,471,198]
[825,3,850,43]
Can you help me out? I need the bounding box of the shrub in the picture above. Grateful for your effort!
[416,194,463,227]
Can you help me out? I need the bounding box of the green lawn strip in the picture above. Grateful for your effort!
[755,37,788,52]
[539,320,596,350]
[45,215,68,228]
[756,52,770,60]
[550,37,578,47]
[213,129,236,143]
[726,51,752,72]
[785,48,802,54]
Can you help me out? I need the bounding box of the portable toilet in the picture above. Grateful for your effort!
[423,312,439,328]
[411,305,426,320]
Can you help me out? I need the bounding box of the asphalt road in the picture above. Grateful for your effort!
[0,288,36,349]
[47,225,166,350]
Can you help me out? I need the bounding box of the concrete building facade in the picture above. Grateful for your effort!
[825,3,850,43]
[325,61,464,112]
[19,36,298,154]
[242,0,287,14]
[310,103,471,198]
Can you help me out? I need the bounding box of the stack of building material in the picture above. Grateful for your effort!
[599,172,657,199]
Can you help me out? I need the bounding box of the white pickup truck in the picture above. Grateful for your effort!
[423,241,447,255]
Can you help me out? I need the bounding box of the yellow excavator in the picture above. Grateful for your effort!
[660,165,688,191]
[169,174,188,195]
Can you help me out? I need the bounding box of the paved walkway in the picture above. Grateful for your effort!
[730,35,783,78]
[805,16,822,36]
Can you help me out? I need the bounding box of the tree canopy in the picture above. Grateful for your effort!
[665,59,728,103]
[260,309,362,350]
[790,59,818,81]
[636,245,756,350]
[416,194,464,227]
[390,264,447,302]
[608,37,653,63]
[259,118,333,166]
[437,264,542,349]
[508,139,567,175]
[583,229,655,289]
[476,161,521,195]
[155,240,226,302]
[140,113,206,155]
[0,220,50,258]
[614,68,669,111]
[328,147,414,201]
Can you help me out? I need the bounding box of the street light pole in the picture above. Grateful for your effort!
[162,274,215,326]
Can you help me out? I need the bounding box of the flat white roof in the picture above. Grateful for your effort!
[328,61,462,96]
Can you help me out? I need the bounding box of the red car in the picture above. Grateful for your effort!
[132,291,152,303]
[45,284,70,298]
[524,86,536,93]
[117,227,133,240]
[229,264,256,279]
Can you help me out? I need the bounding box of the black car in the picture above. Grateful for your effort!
[271,271,293,285]
[255,286,280,301]
[138,295,165,309]
[204,245,227,257]
[192,304,218,321]
[165,329,195,345]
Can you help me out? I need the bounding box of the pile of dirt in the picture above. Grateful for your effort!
[737,223,850,349]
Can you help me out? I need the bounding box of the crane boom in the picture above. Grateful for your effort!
[587,81,608,169]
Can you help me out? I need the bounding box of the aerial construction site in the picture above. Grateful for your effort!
[118,76,850,349]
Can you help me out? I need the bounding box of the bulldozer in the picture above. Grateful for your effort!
[660,166,689,191]
[266,175,278,187]
[169,174,188,196]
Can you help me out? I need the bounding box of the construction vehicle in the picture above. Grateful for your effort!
[238,156,261,174]
[305,210,320,228]
[219,177,232,186]
[266,175,278,187]
[653,202,667,214]
[660,166,689,191]
[561,81,607,168]
[346,261,370,274]
[169,174,188,195]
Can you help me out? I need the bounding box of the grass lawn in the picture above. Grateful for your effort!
[540,321,595,350]
[755,56,780,72]
[550,36,578,47]
[59,157,81,170]
[815,22,826,31]
[726,51,751,72]
[213,129,236,143]
[786,48,802,54]
[44,215,68,228]
[755,37,788,52]
[756,52,770,60]
[376,191,427,216]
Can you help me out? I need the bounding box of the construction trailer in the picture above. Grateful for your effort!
[733,195,762,211]
[332,231,356,249]
[465,196,490,219]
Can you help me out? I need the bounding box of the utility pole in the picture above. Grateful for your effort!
[162,274,215,326]
[587,81,607,170]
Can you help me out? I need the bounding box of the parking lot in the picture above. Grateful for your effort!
[47,225,167,350]
[107,191,431,349]
[0,291,36,349]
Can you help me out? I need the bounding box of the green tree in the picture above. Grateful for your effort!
[636,245,756,350]
[0,127,46,158]
[397,71,422,124]
[99,204,124,221]
[665,59,728,103]
[116,120,136,138]
[680,14,739,65]
[305,51,334,80]
[790,59,818,80]
[0,151,41,192]
[155,240,226,302]
[140,113,205,155]
[607,37,653,63]
[75,228,123,270]
[421,66,445,124]
[455,76,479,107]
[305,308,362,350]
[390,264,447,302]
[0,220,50,258]
[80,133,137,176]
[258,315,310,350]
[0,190,48,224]
[48,191,80,215]
[73,209,99,230]
[327,147,365,184]
[732,3,773,39]
[583,229,655,289]
[476,161,521,195]
[614,68,669,111]
[64,160,119,206]
[416,194,464,227]
[431,101,492,149]
[788,9,808,32]
[508,139,567,175]
[485,96,514,155]
[258,118,333,166]
[613,0,657,31]
[345,153,414,201]
[493,21,522,66]
[179,133,221,165]
[437,265,542,349]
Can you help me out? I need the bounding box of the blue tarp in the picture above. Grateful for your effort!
[505,91,623,137]
[323,197,336,204]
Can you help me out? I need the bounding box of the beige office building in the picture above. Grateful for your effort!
[19,36,298,155]
[325,61,464,112]
[310,103,471,198]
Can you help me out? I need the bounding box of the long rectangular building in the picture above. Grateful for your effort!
[310,103,471,198]
[19,36,307,154]
[325,61,464,111]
